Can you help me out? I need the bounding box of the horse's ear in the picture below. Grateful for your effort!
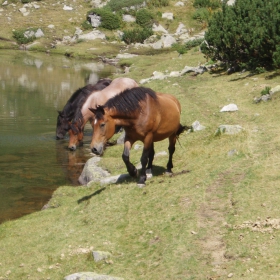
[58,110,63,116]
[88,107,97,114]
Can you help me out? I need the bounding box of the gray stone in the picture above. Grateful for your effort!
[269,85,280,95]
[88,14,101,28]
[175,1,184,6]
[64,272,124,280]
[116,53,138,59]
[220,103,238,112]
[35,28,44,38]
[78,157,110,185]
[152,23,168,34]
[99,174,131,186]
[63,5,73,11]
[191,120,205,131]
[78,30,106,40]
[92,251,112,262]
[122,14,135,22]
[215,125,244,135]
[162,12,173,20]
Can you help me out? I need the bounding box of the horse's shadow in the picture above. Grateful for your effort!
[77,165,190,204]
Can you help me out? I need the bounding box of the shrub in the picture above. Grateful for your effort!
[147,0,169,7]
[12,29,36,44]
[106,0,145,11]
[192,7,211,22]
[172,38,204,55]
[81,20,92,31]
[261,86,271,96]
[193,0,221,9]
[87,8,121,30]
[201,0,280,72]
[122,28,153,44]
[136,9,154,28]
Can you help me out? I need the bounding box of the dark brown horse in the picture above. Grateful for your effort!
[68,77,138,151]
[56,78,111,140]
[89,87,189,187]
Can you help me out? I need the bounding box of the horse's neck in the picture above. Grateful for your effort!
[81,95,97,121]
[108,108,135,127]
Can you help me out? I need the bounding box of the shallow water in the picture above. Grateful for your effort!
[0,50,116,223]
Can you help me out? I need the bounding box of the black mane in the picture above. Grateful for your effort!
[103,86,157,116]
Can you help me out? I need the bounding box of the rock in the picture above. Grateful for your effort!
[215,125,244,136]
[35,28,44,38]
[269,85,280,95]
[220,103,238,112]
[78,30,106,40]
[2,1,8,6]
[152,23,168,34]
[64,272,124,280]
[175,23,187,35]
[175,1,184,6]
[116,53,138,59]
[48,24,55,29]
[99,174,131,186]
[151,34,177,49]
[92,251,112,262]
[88,14,101,27]
[78,157,110,185]
[122,14,135,22]
[191,120,205,131]
[63,5,73,11]
[162,12,173,20]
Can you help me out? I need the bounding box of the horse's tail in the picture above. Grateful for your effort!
[176,124,192,137]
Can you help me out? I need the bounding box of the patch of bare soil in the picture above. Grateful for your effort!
[196,170,245,277]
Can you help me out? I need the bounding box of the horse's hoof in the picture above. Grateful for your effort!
[146,168,153,179]
[137,183,146,188]
[165,171,173,176]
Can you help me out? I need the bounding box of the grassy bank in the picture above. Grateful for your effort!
[1,46,280,279]
[2,0,280,279]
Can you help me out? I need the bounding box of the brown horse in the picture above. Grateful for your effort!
[56,78,111,140]
[89,87,189,187]
[68,77,138,151]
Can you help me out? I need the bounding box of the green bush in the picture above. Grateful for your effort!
[122,28,153,44]
[147,0,169,7]
[12,29,36,44]
[81,20,92,31]
[201,0,280,72]
[87,8,121,30]
[106,0,145,11]
[192,7,211,22]
[136,9,154,28]
[172,38,204,55]
[193,0,221,9]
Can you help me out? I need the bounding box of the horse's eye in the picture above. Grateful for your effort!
[100,123,105,128]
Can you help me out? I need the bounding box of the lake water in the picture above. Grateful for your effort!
[0,50,116,223]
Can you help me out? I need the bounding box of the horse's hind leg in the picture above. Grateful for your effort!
[146,142,155,179]
[122,140,138,178]
[166,134,176,174]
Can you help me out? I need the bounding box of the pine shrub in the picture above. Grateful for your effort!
[122,28,153,44]
[87,8,121,30]
[201,0,280,71]
[147,0,169,7]
[136,9,154,28]
[106,0,145,11]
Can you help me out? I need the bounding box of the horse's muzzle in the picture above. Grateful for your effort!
[91,143,104,155]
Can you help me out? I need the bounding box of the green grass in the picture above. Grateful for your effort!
[2,0,280,279]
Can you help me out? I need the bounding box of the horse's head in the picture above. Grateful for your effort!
[89,106,115,155]
[68,122,83,151]
[56,111,72,140]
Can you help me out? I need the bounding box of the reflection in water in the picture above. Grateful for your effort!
[0,50,116,224]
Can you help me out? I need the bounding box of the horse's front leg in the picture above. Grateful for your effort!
[138,135,153,187]
[122,140,138,178]
[166,134,177,174]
